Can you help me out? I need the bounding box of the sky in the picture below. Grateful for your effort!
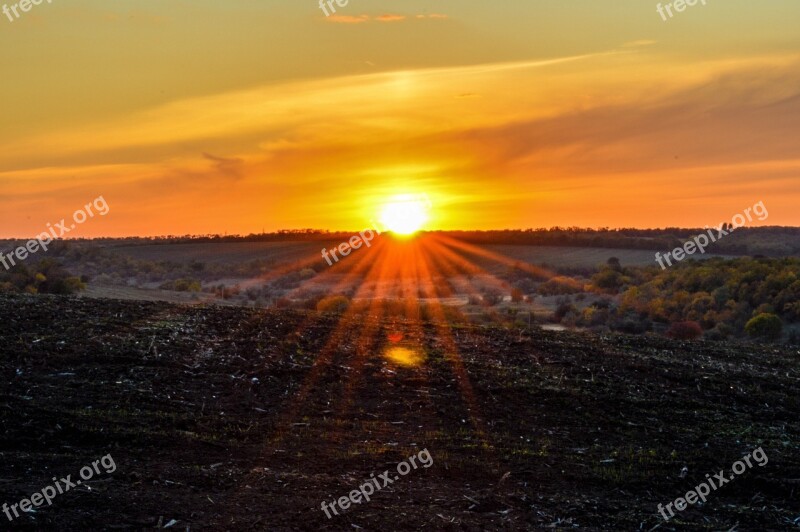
[1,0,799,237]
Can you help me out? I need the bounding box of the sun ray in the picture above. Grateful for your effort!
[432,233,559,281]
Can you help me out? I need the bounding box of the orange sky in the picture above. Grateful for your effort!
[1,1,799,237]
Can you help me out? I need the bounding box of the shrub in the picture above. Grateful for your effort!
[591,268,624,293]
[173,279,201,292]
[538,276,584,296]
[666,321,703,340]
[745,313,783,341]
[553,302,577,323]
[482,290,503,306]
[316,295,350,314]
[298,268,316,280]
[591,297,613,310]
[0,260,86,295]
[63,277,87,293]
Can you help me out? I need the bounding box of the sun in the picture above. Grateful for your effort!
[379,194,430,235]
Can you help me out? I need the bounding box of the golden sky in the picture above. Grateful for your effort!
[1,0,800,237]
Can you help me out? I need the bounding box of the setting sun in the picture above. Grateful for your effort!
[379,194,430,235]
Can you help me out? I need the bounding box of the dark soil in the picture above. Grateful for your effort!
[0,294,798,530]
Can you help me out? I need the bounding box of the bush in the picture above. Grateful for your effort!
[705,322,734,341]
[0,260,86,295]
[160,278,201,292]
[482,290,503,306]
[62,277,87,293]
[298,268,316,280]
[745,313,783,341]
[553,302,577,323]
[538,276,584,296]
[316,295,350,314]
[666,321,703,340]
[591,268,624,293]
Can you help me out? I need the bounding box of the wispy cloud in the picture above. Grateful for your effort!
[623,39,657,48]
[327,14,369,24]
[327,13,447,24]
[203,152,245,180]
[2,51,800,234]
[376,14,406,22]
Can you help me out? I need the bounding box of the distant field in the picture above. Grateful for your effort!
[79,286,239,306]
[105,241,731,270]
[76,241,737,309]
[481,245,733,270]
[107,241,327,265]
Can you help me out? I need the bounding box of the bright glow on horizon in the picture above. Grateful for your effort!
[379,194,430,235]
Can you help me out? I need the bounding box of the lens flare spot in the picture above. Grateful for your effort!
[384,346,423,367]
[388,332,404,343]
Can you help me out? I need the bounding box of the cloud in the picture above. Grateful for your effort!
[623,39,657,48]
[4,51,800,232]
[376,14,406,22]
[327,13,446,24]
[327,14,369,24]
[203,152,244,179]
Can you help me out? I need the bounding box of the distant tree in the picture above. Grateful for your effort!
[745,313,783,341]
[0,259,86,295]
[666,321,703,341]
[592,268,624,293]
[607,257,622,272]
[482,289,503,306]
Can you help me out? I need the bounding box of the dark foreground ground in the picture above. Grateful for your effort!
[0,294,798,531]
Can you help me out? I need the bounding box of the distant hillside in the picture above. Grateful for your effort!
[4,226,797,257]
[447,226,800,257]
